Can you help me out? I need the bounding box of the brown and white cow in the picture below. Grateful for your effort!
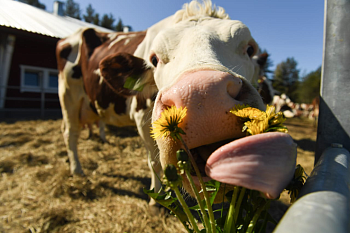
[57,0,296,207]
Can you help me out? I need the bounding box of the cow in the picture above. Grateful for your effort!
[56,0,296,209]
[310,95,320,126]
[272,94,296,118]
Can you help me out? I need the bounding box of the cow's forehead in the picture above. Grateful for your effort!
[151,18,254,53]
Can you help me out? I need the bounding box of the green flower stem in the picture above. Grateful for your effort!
[224,186,239,233]
[185,170,211,233]
[173,186,201,233]
[257,205,270,233]
[164,204,192,233]
[180,137,217,233]
[245,202,268,233]
[234,187,246,225]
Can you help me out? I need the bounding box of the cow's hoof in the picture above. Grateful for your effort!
[71,168,85,177]
[101,139,109,144]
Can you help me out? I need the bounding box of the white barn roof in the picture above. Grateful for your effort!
[0,0,114,38]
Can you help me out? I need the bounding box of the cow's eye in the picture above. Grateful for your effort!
[151,55,158,67]
[246,45,255,57]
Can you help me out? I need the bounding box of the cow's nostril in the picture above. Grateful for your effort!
[227,77,242,99]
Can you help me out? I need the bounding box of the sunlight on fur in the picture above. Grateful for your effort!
[174,0,230,23]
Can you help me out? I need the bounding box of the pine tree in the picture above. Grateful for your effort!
[115,18,124,32]
[297,66,321,103]
[83,4,95,23]
[20,0,46,9]
[93,13,100,26]
[65,0,81,20]
[272,57,300,101]
[100,13,115,30]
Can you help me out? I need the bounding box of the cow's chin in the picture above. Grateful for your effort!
[158,136,241,203]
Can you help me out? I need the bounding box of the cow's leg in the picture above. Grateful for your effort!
[61,105,83,175]
[133,106,162,211]
[64,123,83,175]
[61,119,65,134]
[97,120,108,143]
[59,84,84,175]
[87,123,93,139]
[60,119,82,174]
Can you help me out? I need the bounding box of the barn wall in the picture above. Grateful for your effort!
[4,30,60,110]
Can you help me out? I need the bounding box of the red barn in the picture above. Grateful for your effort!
[0,0,113,117]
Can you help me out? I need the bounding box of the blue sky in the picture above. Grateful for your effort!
[42,0,324,77]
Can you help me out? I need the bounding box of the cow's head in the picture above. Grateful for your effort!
[100,1,296,201]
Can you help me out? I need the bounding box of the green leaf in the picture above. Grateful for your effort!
[205,180,221,206]
[123,75,145,92]
[143,188,189,226]
[143,188,176,207]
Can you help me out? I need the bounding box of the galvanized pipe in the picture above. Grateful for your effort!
[315,0,350,163]
[274,145,350,233]
[275,1,350,230]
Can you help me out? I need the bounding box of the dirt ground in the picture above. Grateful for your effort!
[0,117,316,233]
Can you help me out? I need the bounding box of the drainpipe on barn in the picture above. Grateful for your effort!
[274,0,350,232]
[0,35,15,110]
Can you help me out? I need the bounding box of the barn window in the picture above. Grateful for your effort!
[48,72,58,89]
[20,65,58,93]
[24,71,41,87]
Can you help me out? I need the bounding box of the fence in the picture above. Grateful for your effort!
[0,85,61,118]
[275,0,350,232]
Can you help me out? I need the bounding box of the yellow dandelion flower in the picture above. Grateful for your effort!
[230,105,266,121]
[151,106,187,140]
[231,104,288,135]
[244,120,268,135]
[265,104,276,120]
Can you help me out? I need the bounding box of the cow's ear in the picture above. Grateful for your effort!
[81,28,109,58]
[99,52,153,96]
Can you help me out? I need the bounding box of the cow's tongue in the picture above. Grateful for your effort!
[205,132,297,199]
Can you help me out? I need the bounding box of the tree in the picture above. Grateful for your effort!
[83,4,96,24]
[297,66,321,103]
[115,18,124,32]
[20,0,46,9]
[92,13,100,26]
[260,49,274,78]
[272,57,300,101]
[100,13,115,30]
[65,0,81,20]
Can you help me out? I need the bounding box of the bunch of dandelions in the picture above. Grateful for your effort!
[149,106,217,233]
[145,105,305,233]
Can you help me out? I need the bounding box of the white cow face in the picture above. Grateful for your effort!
[150,18,259,90]
[148,16,269,200]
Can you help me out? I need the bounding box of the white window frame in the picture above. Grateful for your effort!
[20,65,58,93]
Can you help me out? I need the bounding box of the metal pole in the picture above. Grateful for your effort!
[316,0,350,163]
[274,144,350,233]
[274,1,350,231]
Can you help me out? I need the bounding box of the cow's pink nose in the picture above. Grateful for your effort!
[160,70,243,109]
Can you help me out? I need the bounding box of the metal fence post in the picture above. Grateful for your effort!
[274,0,350,232]
[315,0,350,163]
